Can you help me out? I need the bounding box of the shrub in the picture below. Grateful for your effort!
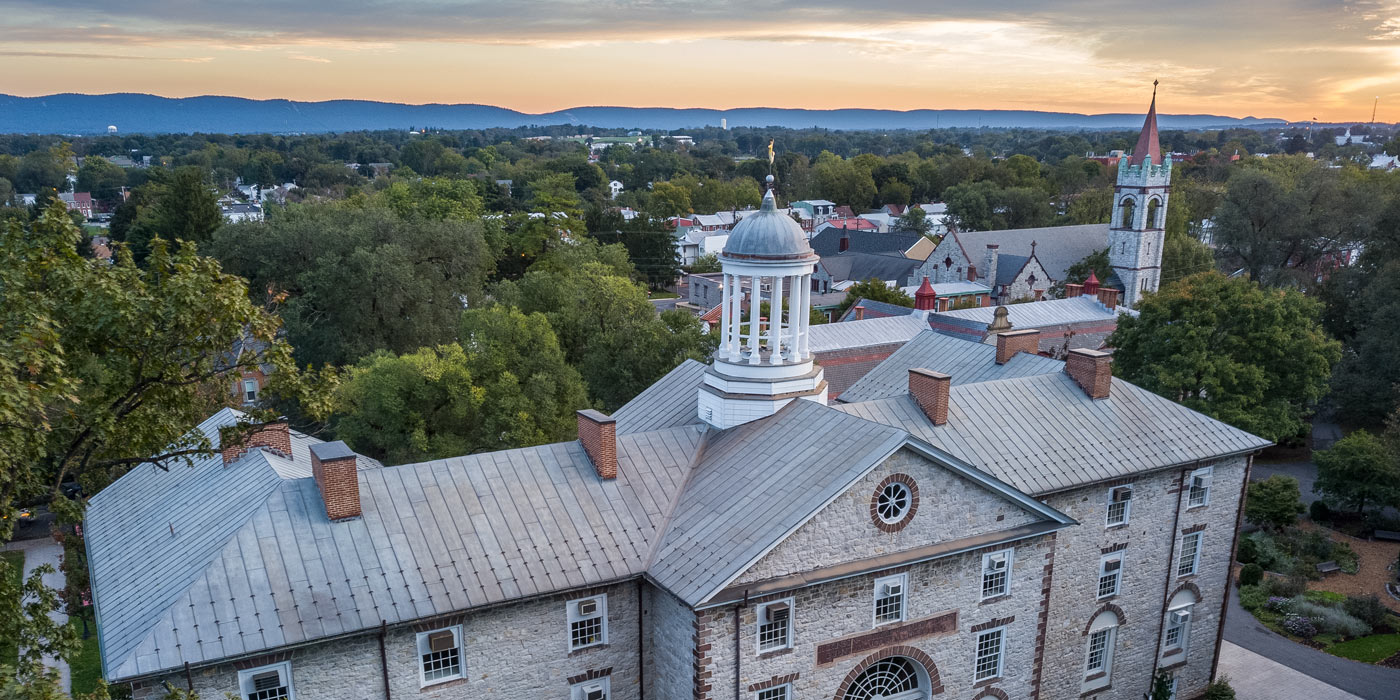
[1263,574,1306,598]
[1237,535,1259,564]
[1251,532,1294,572]
[1298,529,1335,560]
[1303,589,1346,606]
[1309,500,1331,522]
[1291,599,1371,637]
[1343,595,1389,629]
[1239,585,1267,611]
[1203,678,1237,700]
[1282,613,1317,638]
[1333,542,1360,574]
[1239,563,1263,587]
[1267,596,1293,613]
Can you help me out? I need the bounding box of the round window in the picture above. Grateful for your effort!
[876,482,911,523]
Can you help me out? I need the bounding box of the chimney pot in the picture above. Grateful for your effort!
[310,441,361,521]
[908,369,951,426]
[1096,287,1121,310]
[221,421,291,467]
[854,305,866,321]
[577,409,618,480]
[995,328,1041,364]
[1066,349,1113,399]
[1065,283,1084,299]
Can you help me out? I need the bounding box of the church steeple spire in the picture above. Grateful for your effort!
[1128,80,1161,166]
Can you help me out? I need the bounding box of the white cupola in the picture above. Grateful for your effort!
[697,176,828,429]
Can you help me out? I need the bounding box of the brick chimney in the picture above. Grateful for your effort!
[221,421,291,467]
[966,266,977,282]
[1096,287,1121,310]
[854,305,866,320]
[310,441,361,521]
[1065,283,1084,298]
[995,328,1041,364]
[914,277,937,311]
[908,369,950,425]
[1065,349,1112,399]
[577,409,618,480]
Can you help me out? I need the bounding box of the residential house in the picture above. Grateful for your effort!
[222,203,265,224]
[59,192,94,219]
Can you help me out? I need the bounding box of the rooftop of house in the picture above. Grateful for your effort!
[929,296,1134,333]
[943,224,1109,282]
[809,312,928,351]
[834,298,917,322]
[817,252,920,286]
[836,330,1064,404]
[811,228,923,257]
[87,328,1269,683]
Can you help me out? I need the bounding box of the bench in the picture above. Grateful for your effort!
[1316,561,1341,574]
[1375,530,1400,542]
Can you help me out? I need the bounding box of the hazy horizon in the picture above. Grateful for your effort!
[2,1,1397,123]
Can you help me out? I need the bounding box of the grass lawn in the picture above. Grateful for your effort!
[648,291,679,299]
[1,550,23,667]
[1326,634,1400,663]
[68,618,103,694]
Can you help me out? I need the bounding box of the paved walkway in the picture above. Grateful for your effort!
[1223,585,1400,699]
[1218,641,1362,699]
[2,537,70,692]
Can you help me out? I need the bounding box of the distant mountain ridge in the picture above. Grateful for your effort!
[0,93,1287,134]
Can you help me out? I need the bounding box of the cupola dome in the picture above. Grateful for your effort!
[721,177,816,263]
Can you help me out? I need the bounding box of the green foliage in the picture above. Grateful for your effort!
[0,204,313,519]
[1303,589,1347,605]
[1109,272,1340,442]
[836,279,914,317]
[1061,247,1112,288]
[1309,499,1332,522]
[892,207,931,235]
[75,156,127,207]
[586,210,682,290]
[111,166,222,262]
[1202,678,1237,700]
[211,203,493,367]
[14,144,73,194]
[1326,634,1400,664]
[378,178,483,221]
[1328,256,1400,426]
[1290,597,1371,637]
[1161,226,1217,287]
[1236,535,1258,564]
[1343,595,1390,629]
[689,254,721,274]
[1239,563,1263,587]
[943,180,1053,231]
[1245,475,1305,529]
[1239,584,1267,611]
[644,181,693,218]
[1147,669,1174,700]
[1314,430,1400,514]
[333,308,588,463]
[526,172,583,219]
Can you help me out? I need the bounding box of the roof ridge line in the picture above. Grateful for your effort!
[642,426,712,572]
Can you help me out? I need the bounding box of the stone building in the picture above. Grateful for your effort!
[918,90,1170,307]
[87,176,1267,700]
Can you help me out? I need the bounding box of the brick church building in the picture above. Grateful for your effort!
[88,129,1265,700]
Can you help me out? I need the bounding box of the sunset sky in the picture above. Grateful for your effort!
[2,0,1398,122]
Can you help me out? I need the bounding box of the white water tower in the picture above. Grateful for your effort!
[107,125,118,134]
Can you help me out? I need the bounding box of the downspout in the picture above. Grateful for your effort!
[1149,468,1189,685]
[1212,454,1254,678]
[735,591,749,700]
[638,578,645,700]
[184,661,193,691]
[379,620,391,700]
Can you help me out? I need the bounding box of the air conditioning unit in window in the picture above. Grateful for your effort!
[761,602,789,623]
[1170,610,1191,625]
[250,670,282,691]
[1104,558,1121,572]
[583,684,606,700]
[576,599,598,617]
[882,582,902,597]
[988,553,1007,571]
[1111,487,1132,502]
[427,630,455,652]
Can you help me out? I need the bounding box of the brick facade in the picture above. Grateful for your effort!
[907,369,950,426]
[220,422,291,466]
[1065,349,1112,399]
[577,409,618,480]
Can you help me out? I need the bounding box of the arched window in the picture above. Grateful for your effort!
[1119,197,1136,229]
[1146,198,1161,229]
[1082,606,1121,692]
[1164,588,1199,657]
[843,657,927,700]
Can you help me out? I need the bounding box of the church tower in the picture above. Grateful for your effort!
[698,176,827,429]
[1109,82,1170,307]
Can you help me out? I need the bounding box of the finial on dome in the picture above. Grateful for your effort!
[760,175,777,211]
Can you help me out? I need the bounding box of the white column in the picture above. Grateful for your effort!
[799,273,812,359]
[747,274,761,364]
[719,273,732,359]
[770,274,783,363]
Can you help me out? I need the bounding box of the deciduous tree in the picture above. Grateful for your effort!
[835,278,914,317]
[1314,430,1400,515]
[1245,475,1305,530]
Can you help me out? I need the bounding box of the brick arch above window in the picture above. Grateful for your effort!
[1083,602,1127,636]
[1169,581,1202,602]
[832,646,945,699]
[973,688,1009,700]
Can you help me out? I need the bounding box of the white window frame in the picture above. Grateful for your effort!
[570,676,611,700]
[416,625,463,687]
[1164,606,1193,656]
[238,661,293,700]
[1187,467,1213,508]
[1084,626,1117,677]
[755,598,794,653]
[1177,532,1202,577]
[568,594,608,651]
[755,684,791,700]
[243,378,259,403]
[973,626,1005,682]
[1105,485,1133,527]
[872,573,908,627]
[980,549,1014,600]
[1097,553,1123,599]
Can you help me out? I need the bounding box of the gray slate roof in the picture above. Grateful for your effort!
[836,298,916,321]
[818,252,919,285]
[994,254,1029,286]
[613,359,706,435]
[87,409,702,680]
[836,372,1271,495]
[808,314,930,353]
[810,229,922,257]
[930,297,1135,329]
[837,330,1064,404]
[951,223,1109,281]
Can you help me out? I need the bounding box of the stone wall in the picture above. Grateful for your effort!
[698,536,1053,700]
[1035,456,1246,700]
[644,584,696,700]
[1001,256,1051,303]
[132,581,643,700]
[735,448,1041,585]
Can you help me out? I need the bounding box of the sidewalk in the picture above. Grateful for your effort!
[2,537,70,692]
[1218,641,1361,700]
